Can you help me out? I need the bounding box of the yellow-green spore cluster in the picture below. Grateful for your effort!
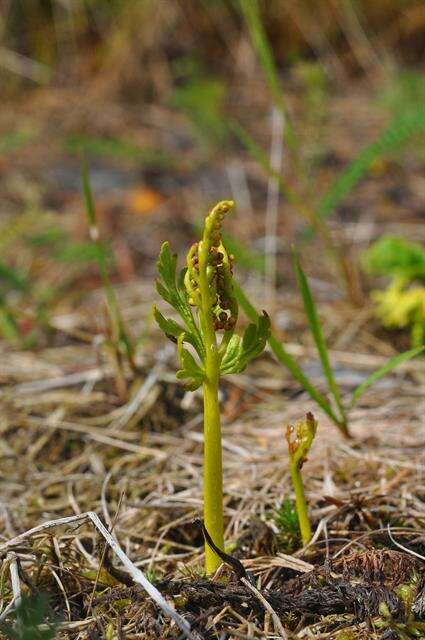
[185,200,238,332]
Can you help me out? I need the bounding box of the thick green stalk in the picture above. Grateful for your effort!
[198,224,225,573]
[203,375,224,573]
[289,461,311,546]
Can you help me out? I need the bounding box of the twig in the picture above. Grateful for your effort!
[22,416,166,460]
[0,553,22,622]
[0,597,18,622]
[87,491,125,615]
[0,46,50,83]
[12,369,107,395]
[226,160,254,228]
[241,576,288,639]
[387,524,425,561]
[7,553,21,609]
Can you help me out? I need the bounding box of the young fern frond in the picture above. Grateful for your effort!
[155,200,270,572]
[286,412,318,545]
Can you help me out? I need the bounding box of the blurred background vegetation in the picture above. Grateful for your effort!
[0,0,424,351]
[1,0,424,95]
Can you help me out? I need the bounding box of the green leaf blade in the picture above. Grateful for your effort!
[176,335,205,391]
[220,334,242,375]
[293,250,346,423]
[155,247,205,360]
[81,156,96,226]
[220,312,270,375]
[157,242,178,290]
[351,346,424,406]
[234,281,344,429]
[0,261,29,292]
[317,109,425,222]
[153,306,185,341]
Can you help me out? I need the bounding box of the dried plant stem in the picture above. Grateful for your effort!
[240,577,288,639]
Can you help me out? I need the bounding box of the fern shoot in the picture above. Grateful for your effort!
[285,412,318,546]
[154,200,270,572]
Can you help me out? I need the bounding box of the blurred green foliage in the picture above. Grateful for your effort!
[379,70,425,117]
[363,237,425,347]
[170,77,228,150]
[363,236,425,281]
[293,60,329,165]
[316,107,425,221]
[0,210,116,347]
[65,135,172,167]
[0,128,39,155]
[0,593,58,640]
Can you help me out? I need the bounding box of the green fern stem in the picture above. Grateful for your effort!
[286,413,317,546]
[198,212,225,573]
[288,459,311,546]
[202,372,224,573]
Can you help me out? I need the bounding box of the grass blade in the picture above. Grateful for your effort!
[81,156,96,227]
[0,293,21,344]
[81,158,135,369]
[233,282,345,429]
[351,346,424,406]
[238,0,296,150]
[316,108,425,221]
[293,250,347,427]
[66,134,171,167]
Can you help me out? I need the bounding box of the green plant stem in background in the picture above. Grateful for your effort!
[197,216,225,570]
[286,413,318,545]
[229,120,356,301]
[288,459,311,545]
[293,250,348,432]
[81,158,136,380]
[238,0,297,154]
[235,281,422,434]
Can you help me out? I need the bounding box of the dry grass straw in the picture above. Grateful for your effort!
[0,274,423,638]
